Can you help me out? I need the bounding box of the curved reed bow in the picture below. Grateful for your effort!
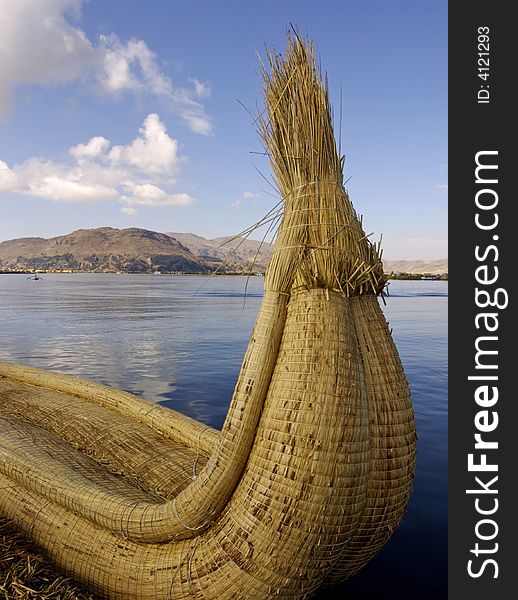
[0,35,416,599]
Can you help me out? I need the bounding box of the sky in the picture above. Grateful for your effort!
[0,0,447,260]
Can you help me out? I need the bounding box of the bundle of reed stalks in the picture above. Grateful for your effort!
[259,34,386,298]
[0,33,416,599]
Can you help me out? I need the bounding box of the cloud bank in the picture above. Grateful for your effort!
[0,0,212,134]
[0,113,195,213]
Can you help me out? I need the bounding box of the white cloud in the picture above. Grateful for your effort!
[190,78,211,98]
[5,156,120,203]
[0,160,18,192]
[29,176,118,203]
[0,0,213,134]
[108,113,181,175]
[173,88,213,135]
[231,190,261,207]
[96,34,174,97]
[437,184,448,192]
[70,136,110,160]
[121,206,138,216]
[0,113,196,209]
[122,182,195,207]
[179,111,212,136]
[0,0,94,120]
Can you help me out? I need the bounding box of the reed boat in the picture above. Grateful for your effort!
[0,36,416,599]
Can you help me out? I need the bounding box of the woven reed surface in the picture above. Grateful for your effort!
[0,292,287,543]
[0,376,207,499]
[1,290,392,599]
[0,34,416,599]
[324,295,417,583]
[0,362,218,457]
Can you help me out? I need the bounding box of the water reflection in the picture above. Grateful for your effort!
[0,274,262,425]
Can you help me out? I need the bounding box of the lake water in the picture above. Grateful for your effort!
[0,274,447,599]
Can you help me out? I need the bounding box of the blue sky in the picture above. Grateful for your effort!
[0,0,447,259]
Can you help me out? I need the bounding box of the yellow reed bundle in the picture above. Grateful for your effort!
[259,36,386,297]
[0,34,416,599]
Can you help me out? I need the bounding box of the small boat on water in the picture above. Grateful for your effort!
[421,274,441,280]
[153,270,162,275]
[0,35,416,599]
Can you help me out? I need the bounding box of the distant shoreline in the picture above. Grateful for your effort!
[0,269,448,280]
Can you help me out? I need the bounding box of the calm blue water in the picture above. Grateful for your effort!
[0,274,447,598]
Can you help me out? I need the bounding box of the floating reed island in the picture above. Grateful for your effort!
[0,35,416,599]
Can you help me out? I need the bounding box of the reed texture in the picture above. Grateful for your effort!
[0,34,416,599]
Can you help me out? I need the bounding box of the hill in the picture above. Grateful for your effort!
[0,228,208,273]
[170,233,448,275]
[0,227,448,276]
[383,258,448,275]
[168,232,273,271]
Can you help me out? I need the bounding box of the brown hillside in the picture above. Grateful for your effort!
[0,228,207,273]
[168,232,273,269]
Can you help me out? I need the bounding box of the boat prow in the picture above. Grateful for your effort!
[0,35,416,599]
